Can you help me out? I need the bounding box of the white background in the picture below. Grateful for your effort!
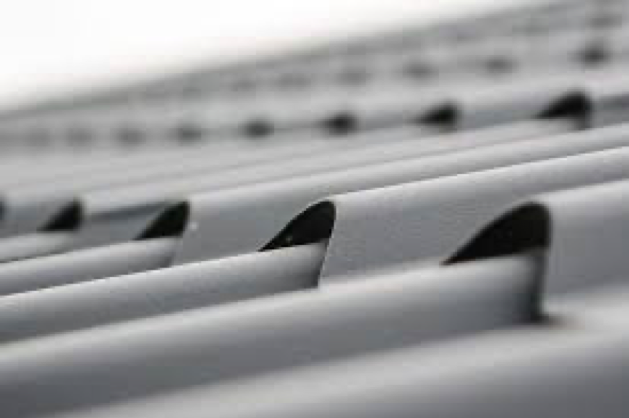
[0,0,533,109]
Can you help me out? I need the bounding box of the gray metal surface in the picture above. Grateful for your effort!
[74,289,628,418]
[46,178,629,418]
[0,123,625,295]
[0,251,541,417]
[0,119,564,253]
[0,125,429,236]
[167,127,629,263]
[0,243,325,342]
[0,238,177,296]
[0,1,628,417]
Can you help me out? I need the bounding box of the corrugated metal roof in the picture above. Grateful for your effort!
[0,0,628,416]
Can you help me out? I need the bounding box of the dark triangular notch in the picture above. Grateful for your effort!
[138,202,190,239]
[42,201,83,231]
[447,204,550,264]
[264,202,335,250]
[540,91,592,129]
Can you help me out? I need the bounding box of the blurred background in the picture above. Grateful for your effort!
[0,0,532,110]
